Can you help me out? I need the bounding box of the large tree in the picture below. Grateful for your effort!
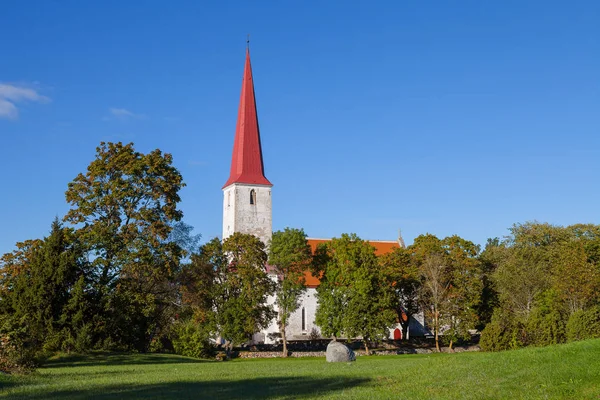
[0,239,43,294]
[183,234,275,356]
[492,223,560,319]
[442,235,482,349]
[551,240,599,315]
[480,222,600,350]
[63,141,186,350]
[412,234,482,351]
[268,228,312,357]
[419,253,449,352]
[486,222,600,348]
[476,238,505,330]
[314,234,396,354]
[380,246,421,340]
[0,219,85,357]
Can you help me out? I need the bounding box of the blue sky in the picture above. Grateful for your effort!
[1,0,599,255]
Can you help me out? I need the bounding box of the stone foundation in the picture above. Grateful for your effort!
[233,345,480,359]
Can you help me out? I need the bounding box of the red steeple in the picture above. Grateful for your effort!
[223,48,272,188]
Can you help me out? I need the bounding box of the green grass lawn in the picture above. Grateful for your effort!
[1,339,599,399]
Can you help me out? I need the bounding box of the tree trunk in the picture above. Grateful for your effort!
[225,341,233,359]
[364,340,370,355]
[449,339,454,352]
[281,324,288,358]
[434,309,440,352]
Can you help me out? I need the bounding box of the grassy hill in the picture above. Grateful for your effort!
[1,339,600,399]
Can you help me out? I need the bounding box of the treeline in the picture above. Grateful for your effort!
[479,223,600,350]
[1,142,599,372]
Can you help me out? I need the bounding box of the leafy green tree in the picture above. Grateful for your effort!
[0,239,43,294]
[1,239,45,372]
[482,222,600,350]
[509,222,571,247]
[486,223,555,348]
[492,222,598,318]
[171,319,213,358]
[312,241,346,340]
[268,228,312,357]
[524,290,566,346]
[58,275,92,352]
[479,308,524,352]
[493,245,549,318]
[315,234,396,354]
[168,221,202,261]
[418,253,449,352]
[0,219,85,362]
[412,234,482,351]
[183,234,275,356]
[220,233,276,350]
[566,305,600,342]
[411,234,445,262]
[551,240,599,315]
[177,240,223,357]
[443,235,482,349]
[63,141,186,351]
[380,247,421,339]
[477,238,505,330]
[31,219,87,352]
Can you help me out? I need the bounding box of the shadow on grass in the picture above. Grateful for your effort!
[7,376,371,399]
[43,352,207,368]
[0,379,21,392]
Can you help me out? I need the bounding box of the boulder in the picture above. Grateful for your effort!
[326,341,356,362]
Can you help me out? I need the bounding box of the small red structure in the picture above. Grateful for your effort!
[393,328,402,340]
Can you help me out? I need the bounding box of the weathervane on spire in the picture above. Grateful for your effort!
[246,34,250,49]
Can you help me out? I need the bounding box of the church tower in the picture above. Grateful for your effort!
[222,48,273,247]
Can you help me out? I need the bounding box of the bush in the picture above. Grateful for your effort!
[148,332,175,354]
[0,333,37,374]
[480,311,524,352]
[522,290,566,347]
[171,320,213,359]
[524,307,566,346]
[566,306,600,342]
[308,327,321,340]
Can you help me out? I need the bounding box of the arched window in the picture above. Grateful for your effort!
[250,189,256,205]
[227,192,231,207]
[301,307,306,331]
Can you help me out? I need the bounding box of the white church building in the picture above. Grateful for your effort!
[221,47,426,343]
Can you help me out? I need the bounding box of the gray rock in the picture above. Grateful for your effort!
[326,341,356,362]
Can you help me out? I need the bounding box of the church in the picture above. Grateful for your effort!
[221,47,426,343]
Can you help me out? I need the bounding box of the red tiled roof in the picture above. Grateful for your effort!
[223,49,272,188]
[304,238,400,287]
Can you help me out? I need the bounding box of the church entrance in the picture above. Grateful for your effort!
[393,328,402,340]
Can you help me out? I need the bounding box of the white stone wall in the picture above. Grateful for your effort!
[258,286,428,343]
[258,287,319,344]
[287,288,319,339]
[222,183,272,247]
